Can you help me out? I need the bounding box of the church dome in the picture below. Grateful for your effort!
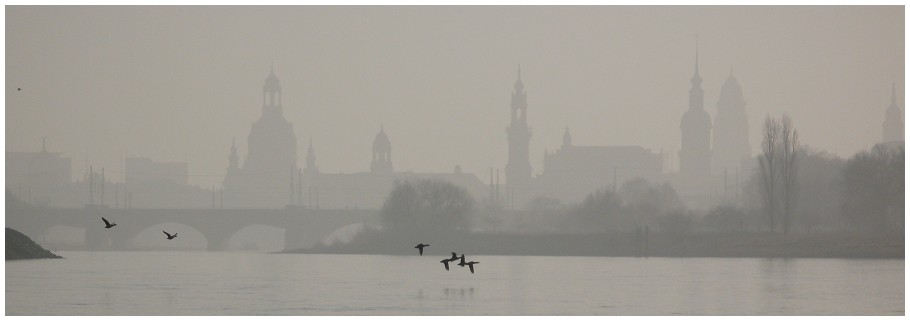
[373,126,391,151]
[719,74,743,102]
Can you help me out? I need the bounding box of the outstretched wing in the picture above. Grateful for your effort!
[163,231,171,237]
[418,247,424,256]
[101,217,111,226]
[469,264,475,274]
[442,260,450,271]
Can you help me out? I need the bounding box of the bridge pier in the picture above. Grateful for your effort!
[206,234,231,251]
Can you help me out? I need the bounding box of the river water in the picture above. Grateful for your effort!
[5,251,904,315]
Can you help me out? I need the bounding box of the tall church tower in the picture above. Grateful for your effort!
[679,37,712,176]
[883,82,904,143]
[305,138,318,175]
[506,66,532,188]
[371,125,393,174]
[712,68,751,174]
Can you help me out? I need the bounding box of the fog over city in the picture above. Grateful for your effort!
[7,6,903,188]
[6,6,905,316]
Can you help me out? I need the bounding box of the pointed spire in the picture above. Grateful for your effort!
[695,34,700,76]
[514,65,525,93]
[690,34,703,87]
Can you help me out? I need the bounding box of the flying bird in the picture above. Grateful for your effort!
[101,217,116,228]
[464,261,479,274]
[163,231,178,240]
[448,252,459,261]
[414,243,429,256]
[457,254,467,267]
[440,257,453,271]
[17,88,21,91]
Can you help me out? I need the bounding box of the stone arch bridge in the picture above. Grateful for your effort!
[6,206,380,251]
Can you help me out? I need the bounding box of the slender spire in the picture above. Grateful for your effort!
[695,34,700,76]
[514,65,525,93]
[690,34,703,86]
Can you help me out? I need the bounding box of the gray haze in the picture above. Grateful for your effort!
[6,6,904,188]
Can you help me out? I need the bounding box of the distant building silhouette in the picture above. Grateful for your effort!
[5,138,71,206]
[305,138,318,175]
[296,125,488,209]
[711,68,752,175]
[883,82,904,143]
[539,127,663,204]
[223,67,298,208]
[371,126,393,174]
[505,66,533,198]
[679,37,712,177]
[125,157,188,186]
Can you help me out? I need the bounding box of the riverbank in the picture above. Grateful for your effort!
[284,230,904,259]
[6,227,62,260]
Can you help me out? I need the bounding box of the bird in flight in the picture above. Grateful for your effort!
[464,261,480,274]
[414,243,429,256]
[440,257,453,271]
[163,231,178,240]
[17,88,21,91]
[440,252,460,271]
[101,217,117,229]
[457,254,467,267]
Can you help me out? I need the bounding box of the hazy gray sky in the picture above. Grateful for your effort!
[6,6,904,187]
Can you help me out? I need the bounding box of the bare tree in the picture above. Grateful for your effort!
[779,114,800,234]
[758,115,780,232]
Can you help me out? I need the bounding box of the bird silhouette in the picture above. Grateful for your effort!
[415,243,429,256]
[17,88,21,91]
[163,231,178,240]
[440,257,453,271]
[457,254,467,267]
[464,261,479,274]
[101,217,116,228]
[448,252,458,261]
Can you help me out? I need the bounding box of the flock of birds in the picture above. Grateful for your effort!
[414,243,480,274]
[101,217,177,241]
[101,217,473,272]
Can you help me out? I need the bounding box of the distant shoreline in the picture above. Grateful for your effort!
[282,231,904,260]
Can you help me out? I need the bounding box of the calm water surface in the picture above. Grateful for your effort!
[5,251,904,315]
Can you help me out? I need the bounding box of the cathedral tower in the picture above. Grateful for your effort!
[506,66,533,187]
[883,82,904,143]
[712,68,751,173]
[371,125,393,174]
[679,37,712,176]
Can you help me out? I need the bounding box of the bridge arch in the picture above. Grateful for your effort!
[226,224,286,252]
[322,222,381,246]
